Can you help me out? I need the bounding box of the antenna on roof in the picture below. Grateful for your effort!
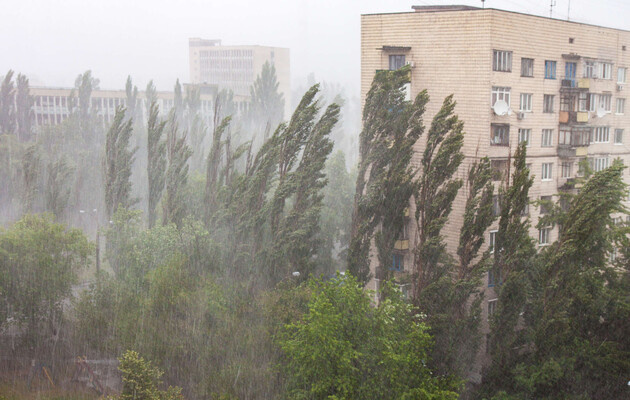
[550,0,556,18]
[481,0,485,9]
[567,0,571,21]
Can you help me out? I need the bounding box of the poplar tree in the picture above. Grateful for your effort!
[162,112,192,227]
[0,70,15,135]
[125,75,139,123]
[249,61,285,132]
[45,156,74,218]
[147,101,166,228]
[347,66,426,285]
[15,74,33,142]
[104,107,137,221]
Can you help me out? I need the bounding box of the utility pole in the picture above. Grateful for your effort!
[567,0,571,21]
[550,0,556,18]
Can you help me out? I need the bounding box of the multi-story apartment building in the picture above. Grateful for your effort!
[362,5,630,379]
[29,85,250,128]
[189,38,291,117]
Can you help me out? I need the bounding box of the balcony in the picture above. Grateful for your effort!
[560,77,589,91]
[559,111,588,124]
[557,145,576,158]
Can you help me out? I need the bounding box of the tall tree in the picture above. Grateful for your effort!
[75,70,99,124]
[104,107,137,220]
[347,66,426,285]
[162,112,192,227]
[147,101,167,228]
[125,75,139,123]
[173,79,183,124]
[483,142,536,393]
[15,73,33,142]
[249,61,285,132]
[0,70,16,135]
[45,156,74,218]
[145,80,158,118]
[21,144,41,213]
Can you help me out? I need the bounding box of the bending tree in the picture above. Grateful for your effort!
[147,101,167,228]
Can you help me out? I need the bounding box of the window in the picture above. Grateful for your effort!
[389,55,405,71]
[520,93,532,111]
[588,93,598,112]
[391,253,404,271]
[558,128,571,145]
[518,128,531,146]
[578,91,589,112]
[618,67,627,84]
[491,124,510,146]
[492,195,501,217]
[584,60,597,78]
[521,199,530,216]
[539,227,551,245]
[615,129,624,144]
[488,299,497,320]
[561,162,572,178]
[493,50,512,72]
[543,95,555,113]
[491,159,508,181]
[541,163,553,180]
[542,129,553,147]
[616,98,625,114]
[545,60,557,79]
[592,157,609,172]
[600,62,613,79]
[600,94,612,112]
[488,267,500,287]
[540,195,552,214]
[593,126,610,143]
[521,58,534,77]
[489,230,497,254]
[491,86,511,107]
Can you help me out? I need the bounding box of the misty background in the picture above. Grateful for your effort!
[3,0,630,94]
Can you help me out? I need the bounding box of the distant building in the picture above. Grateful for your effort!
[188,38,291,117]
[362,5,630,380]
[29,85,249,128]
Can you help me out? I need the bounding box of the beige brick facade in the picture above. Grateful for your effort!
[362,6,630,380]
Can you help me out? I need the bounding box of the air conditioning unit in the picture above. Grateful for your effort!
[617,84,623,91]
[405,60,415,68]
[517,112,525,120]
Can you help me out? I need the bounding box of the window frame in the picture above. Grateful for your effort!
[600,93,612,112]
[592,126,610,143]
[520,93,532,112]
[493,50,513,72]
[544,60,557,79]
[543,94,555,113]
[489,230,497,254]
[616,98,625,115]
[600,62,613,80]
[518,128,531,146]
[615,128,624,145]
[388,55,406,71]
[521,58,534,77]
[618,67,627,84]
[491,124,510,146]
[491,86,511,107]
[541,162,553,181]
[539,227,551,246]
[541,129,554,147]
[561,162,572,178]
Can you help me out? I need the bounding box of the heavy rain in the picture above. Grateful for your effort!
[1,1,630,399]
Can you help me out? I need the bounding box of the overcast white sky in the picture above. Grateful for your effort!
[2,0,629,94]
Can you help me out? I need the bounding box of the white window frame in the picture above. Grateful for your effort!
[593,157,609,172]
[592,126,610,143]
[616,98,625,115]
[543,94,554,113]
[588,93,598,112]
[491,124,510,146]
[561,162,572,178]
[493,50,512,72]
[541,129,554,147]
[489,230,497,254]
[487,299,497,320]
[618,67,627,84]
[539,227,551,246]
[518,128,531,146]
[541,162,553,181]
[600,94,612,112]
[492,86,511,107]
[520,93,532,112]
[584,60,597,78]
[615,129,624,145]
[521,58,534,77]
[600,62,613,80]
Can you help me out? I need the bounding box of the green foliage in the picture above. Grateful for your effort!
[278,273,459,400]
[163,112,192,227]
[348,66,427,285]
[45,156,74,218]
[116,350,183,400]
[15,73,33,141]
[147,100,167,228]
[249,61,285,133]
[0,70,16,135]
[104,106,138,220]
[0,214,91,349]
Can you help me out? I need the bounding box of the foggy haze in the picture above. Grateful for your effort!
[3,0,630,93]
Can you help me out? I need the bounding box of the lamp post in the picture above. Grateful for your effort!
[79,208,99,275]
